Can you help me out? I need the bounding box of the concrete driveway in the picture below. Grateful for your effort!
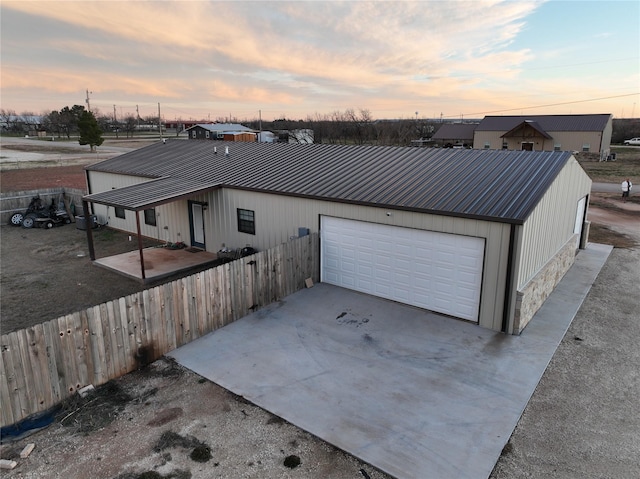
[169,243,611,479]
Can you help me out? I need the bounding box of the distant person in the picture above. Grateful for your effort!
[621,178,632,202]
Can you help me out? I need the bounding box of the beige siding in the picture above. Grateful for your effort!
[517,156,592,288]
[87,172,207,246]
[473,130,610,153]
[205,188,512,331]
[89,165,591,333]
[86,170,516,331]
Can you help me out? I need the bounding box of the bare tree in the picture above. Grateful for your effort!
[0,109,18,133]
[122,114,137,138]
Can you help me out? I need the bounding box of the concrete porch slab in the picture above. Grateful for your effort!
[93,246,218,283]
[168,243,612,479]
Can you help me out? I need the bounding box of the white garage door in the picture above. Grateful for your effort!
[321,216,485,322]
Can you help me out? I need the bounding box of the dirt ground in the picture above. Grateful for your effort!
[0,225,164,333]
[1,140,639,478]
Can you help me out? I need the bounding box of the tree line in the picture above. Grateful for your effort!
[1,106,104,151]
[1,106,438,146]
[245,108,438,146]
[4,105,638,147]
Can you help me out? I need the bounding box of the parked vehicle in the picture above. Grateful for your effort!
[623,137,640,146]
[8,195,70,228]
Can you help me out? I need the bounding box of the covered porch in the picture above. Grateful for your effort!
[93,245,218,283]
[82,176,221,283]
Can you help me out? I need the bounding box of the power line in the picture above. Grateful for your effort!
[448,93,639,119]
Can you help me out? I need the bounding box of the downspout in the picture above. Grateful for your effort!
[501,224,517,333]
[135,210,146,281]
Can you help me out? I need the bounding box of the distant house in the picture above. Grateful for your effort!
[84,142,592,334]
[0,115,44,134]
[185,123,256,142]
[432,123,478,148]
[473,114,612,157]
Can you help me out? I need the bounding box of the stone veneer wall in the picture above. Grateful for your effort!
[513,234,580,334]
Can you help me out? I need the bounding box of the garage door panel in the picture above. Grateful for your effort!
[321,217,484,322]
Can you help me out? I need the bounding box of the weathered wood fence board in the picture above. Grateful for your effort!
[1,233,319,427]
[1,188,86,224]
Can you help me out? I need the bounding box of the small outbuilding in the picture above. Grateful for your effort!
[185,123,256,141]
[82,141,592,334]
[432,123,478,148]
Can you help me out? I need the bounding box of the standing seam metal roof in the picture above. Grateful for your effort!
[84,140,576,224]
[476,114,611,132]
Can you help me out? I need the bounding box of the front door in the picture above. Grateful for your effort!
[521,142,534,151]
[188,201,206,249]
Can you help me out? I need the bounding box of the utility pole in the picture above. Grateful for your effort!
[85,89,92,112]
[113,105,118,138]
[136,105,140,130]
[158,103,163,140]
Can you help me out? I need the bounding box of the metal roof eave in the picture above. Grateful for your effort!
[221,185,527,225]
[83,177,221,211]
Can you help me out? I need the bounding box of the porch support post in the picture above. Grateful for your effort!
[135,210,146,280]
[83,200,96,260]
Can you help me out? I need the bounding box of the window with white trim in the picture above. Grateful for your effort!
[554,143,561,151]
[582,144,590,152]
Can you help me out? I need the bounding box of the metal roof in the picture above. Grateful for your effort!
[432,123,478,140]
[185,123,254,132]
[85,140,576,224]
[476,114,611,132]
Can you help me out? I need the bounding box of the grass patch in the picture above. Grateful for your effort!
[95,228,117,242]
[0,143,89,155]
[577,148,640,183]
[588,224,636,249]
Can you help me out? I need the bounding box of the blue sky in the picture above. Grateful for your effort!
[1,0,638,122]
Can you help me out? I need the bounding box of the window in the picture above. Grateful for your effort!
[502,141,508,149]
[554,143,561,151]
[144,208,157,226]
[237,209,255,235]
[484,142,491,149]
[115,207,125,219]
[582,144,590,152]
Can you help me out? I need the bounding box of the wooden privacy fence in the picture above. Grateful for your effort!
[0,233,319,427]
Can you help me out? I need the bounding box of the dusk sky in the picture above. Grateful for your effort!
[1,0,638,122]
